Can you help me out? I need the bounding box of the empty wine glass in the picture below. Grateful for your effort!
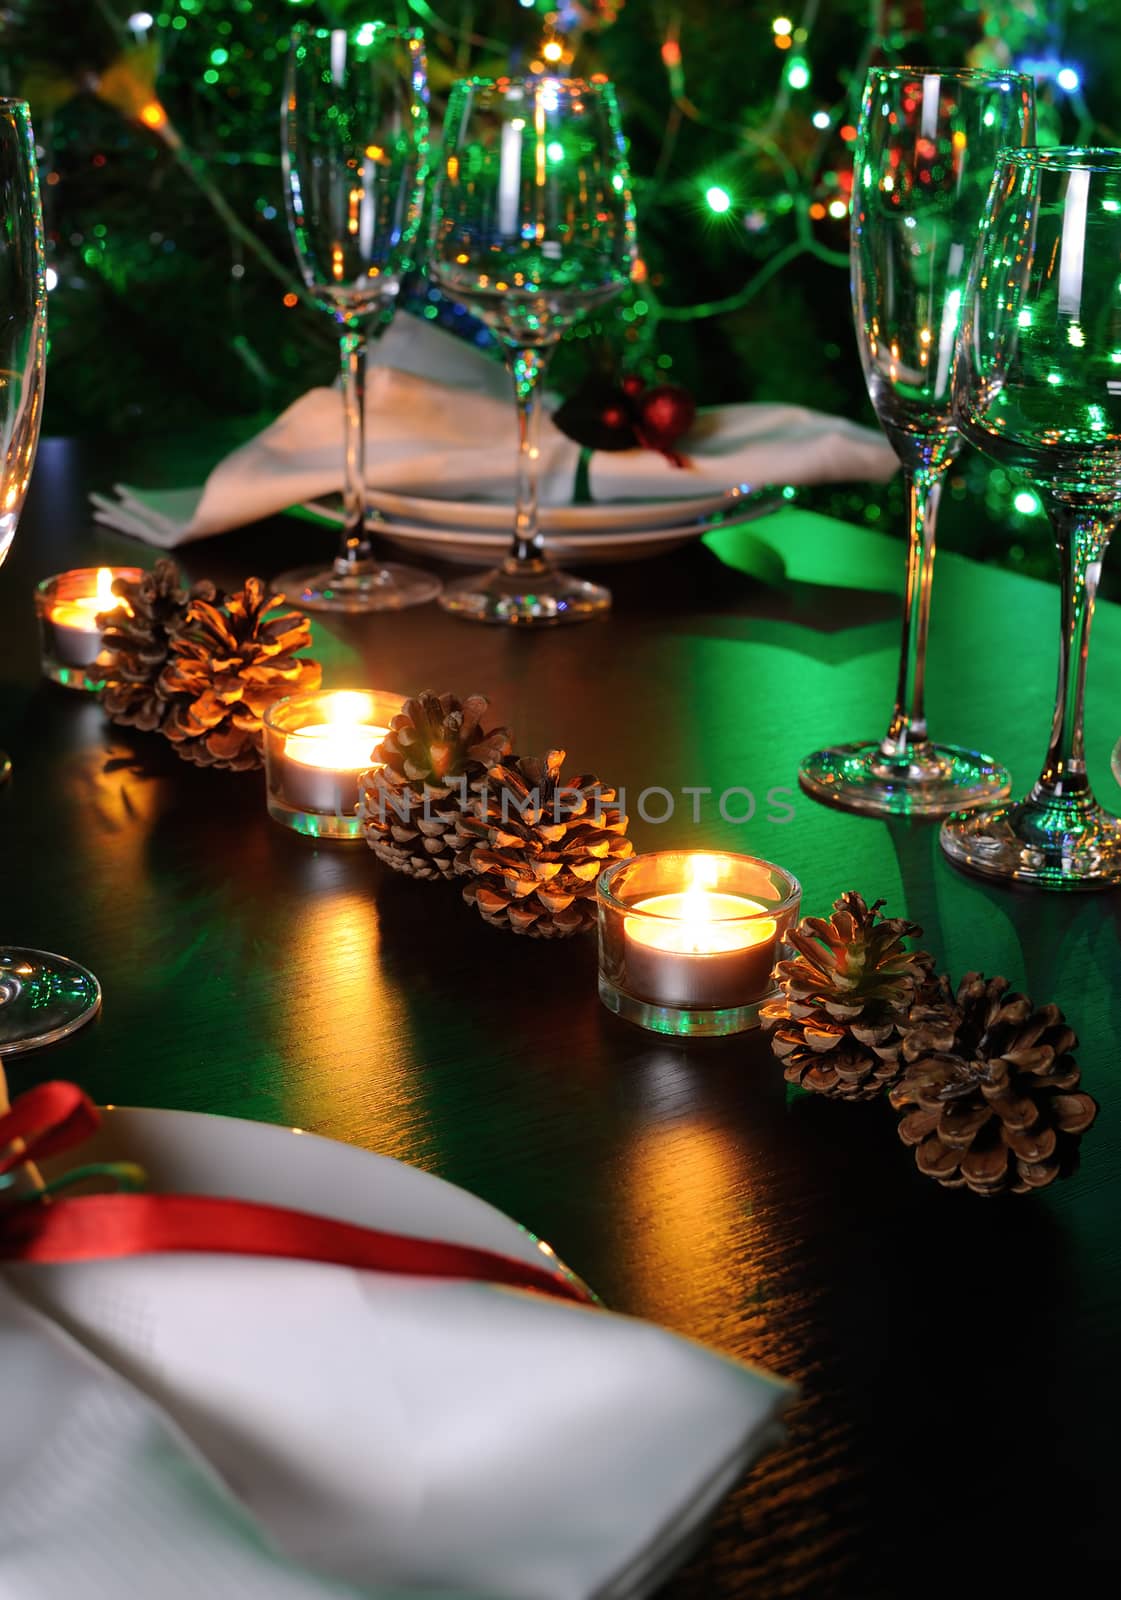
[0,100,101,1055]
[428,76,635,625]
[799,67,1035,815]
[942,147,1121,888]
[274,22,441,614]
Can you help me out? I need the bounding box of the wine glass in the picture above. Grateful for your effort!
[428,76,635,625]
[274,22,441,614]
[0,100,101,1055]
[942,147,1121,888]
[799,67,1035,815]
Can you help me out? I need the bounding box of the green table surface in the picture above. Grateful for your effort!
[2,440,1120,1597]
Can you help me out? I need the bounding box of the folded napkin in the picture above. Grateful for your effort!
[91,317,896,548]
[0,1279,413,1599]
[1,1092,794,1600]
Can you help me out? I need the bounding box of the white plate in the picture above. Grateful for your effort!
[369,485,745,533]
[38,1106,575,1284]
[380,521,710,566]
[301,489,784,566]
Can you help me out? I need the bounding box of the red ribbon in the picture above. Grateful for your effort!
[0,1079,100,1172]
[0,1082,593,1308]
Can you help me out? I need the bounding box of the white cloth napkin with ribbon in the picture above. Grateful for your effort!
[0,1101,794,1600]
[6,1260,791,1600]
[90,319,896,548]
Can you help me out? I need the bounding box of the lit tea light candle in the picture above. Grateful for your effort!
[597,850,801,1036]
[35,566,140,690]
[624,857,777,1011]
[48,566,126,665]
[263,688,406,840]
[283,699,388,817]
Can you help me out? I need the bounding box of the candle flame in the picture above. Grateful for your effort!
[680,854,721,928]
[95,567,117,608]
[284,692,387,773]
[326,691,372,726]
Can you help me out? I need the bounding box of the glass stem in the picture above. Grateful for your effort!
[880,465,943,758]
[504,345,550,572]
[336,317,374,576]
[1032,499,1116,805]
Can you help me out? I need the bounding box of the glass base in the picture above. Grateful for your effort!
[939,792,1121,889]
[438,564,611,626]
[40,659,105,693]
[271,561,442,614]
[0,947,102,1057]
[598,973,777,1037]
[798,739,1011,818]
[266,792,364,841]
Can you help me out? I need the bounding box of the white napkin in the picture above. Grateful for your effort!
[9,1259,791,1600]
[91,317,895,548]
[1,1094,793,1600]
[0,1278,439,1599]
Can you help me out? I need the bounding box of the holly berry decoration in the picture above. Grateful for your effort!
[553,375,696,466]
[632,385,696,463]
[552,378,638,453]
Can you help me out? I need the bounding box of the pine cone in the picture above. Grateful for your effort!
[459,750,632,937]
[890,972,1097,1195]
[160,578,321,771]
[357,692,511,880]
[760,892,934,1100]
[97,560,216,732]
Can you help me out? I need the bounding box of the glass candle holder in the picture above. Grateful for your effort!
[35,566,143,692]
[263,689,405,840]
[597,850,801,1037]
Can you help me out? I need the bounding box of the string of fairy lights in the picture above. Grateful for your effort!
[69,3,1094,340]
[37,0,1098,516]
[20,0,1100,554]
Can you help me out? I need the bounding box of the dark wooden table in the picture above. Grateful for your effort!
[3,440,1120,1597]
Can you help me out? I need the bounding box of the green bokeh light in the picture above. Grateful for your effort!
[705,184,732,214]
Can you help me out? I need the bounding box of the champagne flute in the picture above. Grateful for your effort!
[274,22,441,614]
[942,148,1121,888]
[428,76,635,625]
[0,100,101,1055]
[799,67,1035,815]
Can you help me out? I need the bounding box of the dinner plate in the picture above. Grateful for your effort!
[368,485,745,532]
[37,1106,576,1285]
[300,487,785,566]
